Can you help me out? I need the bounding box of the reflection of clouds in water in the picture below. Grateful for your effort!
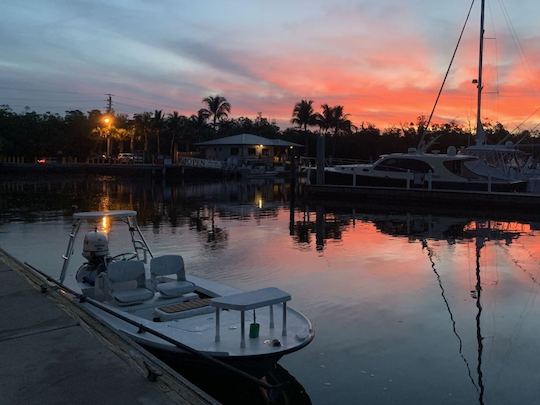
[4,174,540,404]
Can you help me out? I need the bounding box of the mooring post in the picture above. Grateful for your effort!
[316,133,325,185]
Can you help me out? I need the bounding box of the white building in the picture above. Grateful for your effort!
[195,134,302,166]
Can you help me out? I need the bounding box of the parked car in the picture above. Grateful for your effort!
[117,153,134,163]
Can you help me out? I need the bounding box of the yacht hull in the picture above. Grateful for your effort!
[314,170,528,193]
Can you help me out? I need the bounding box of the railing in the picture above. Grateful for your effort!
[298,156,371,168]
[178,157,224,170]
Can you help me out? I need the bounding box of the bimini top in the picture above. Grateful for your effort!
[73,210,137,219]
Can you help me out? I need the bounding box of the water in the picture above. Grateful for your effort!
[1,173,540,404]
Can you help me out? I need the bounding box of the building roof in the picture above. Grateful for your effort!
[195,134,302,147]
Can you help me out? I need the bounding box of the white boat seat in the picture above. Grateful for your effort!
[150,255,195,298]
[106,261,154,305]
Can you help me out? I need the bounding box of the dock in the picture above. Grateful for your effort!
[305,183,540,213]
[0,249,219,405]
[0,161,229,179]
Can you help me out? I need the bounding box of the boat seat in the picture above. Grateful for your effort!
[150,255,195,298]
[106,261,154,306]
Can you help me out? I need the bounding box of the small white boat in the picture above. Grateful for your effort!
[59,210,314,375]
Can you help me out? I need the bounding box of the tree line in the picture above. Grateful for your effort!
[0,95,537,162]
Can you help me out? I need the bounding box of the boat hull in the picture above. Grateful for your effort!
[143,344,286,377]
[311,169,528,193]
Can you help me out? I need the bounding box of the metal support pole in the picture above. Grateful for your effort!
[60,220,81,283]
[241,311,246,348]
[282,302,287,336]
[215,308,220,342]
[269,305,274,329]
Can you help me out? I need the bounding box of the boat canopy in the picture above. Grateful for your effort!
[73,210,137,219]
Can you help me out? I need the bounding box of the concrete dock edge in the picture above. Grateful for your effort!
[0,247,220,405]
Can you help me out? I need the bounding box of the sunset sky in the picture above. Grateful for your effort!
[2,0,540,130]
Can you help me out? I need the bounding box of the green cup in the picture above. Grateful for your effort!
[249,322,260,338]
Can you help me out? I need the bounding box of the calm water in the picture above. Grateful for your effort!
[2,174,540,405]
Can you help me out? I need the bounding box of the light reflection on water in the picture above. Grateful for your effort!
[1,174,540,404]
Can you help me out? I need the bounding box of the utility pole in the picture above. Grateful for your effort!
[104,94,114,158]
[104,93,114,113]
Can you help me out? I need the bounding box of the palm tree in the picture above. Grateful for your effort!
[166,111,184,159]
[332,105,355,136]
[152,110,165,157]
[292,99,318,155]
[291,99,318,131]
[200,95,231,131]
[315,104,335,134]
[133,112,152,160]
[315,104,355,157]
[188,109,211,145]
[315,104,354,136]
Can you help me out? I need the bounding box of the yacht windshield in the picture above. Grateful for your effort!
[373,158,433,173]
[443,159,482,179]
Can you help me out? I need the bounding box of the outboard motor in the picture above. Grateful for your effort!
[78,231,109,285]
[82,230,109,264]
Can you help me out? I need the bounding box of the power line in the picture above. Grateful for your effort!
[0,85,103,96]
[0,84,186,112]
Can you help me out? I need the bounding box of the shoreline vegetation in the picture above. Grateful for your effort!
[1,96,538,163]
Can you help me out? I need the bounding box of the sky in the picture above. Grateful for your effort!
[1,0,540,130]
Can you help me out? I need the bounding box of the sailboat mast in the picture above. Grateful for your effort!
[476,0,486,145]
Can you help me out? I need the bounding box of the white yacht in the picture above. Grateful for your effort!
[307,0,537,196]
[59,210,314,374]
[308,147,527,193]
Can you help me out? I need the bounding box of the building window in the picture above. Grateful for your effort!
[230,147,239,156]
[248,147,256,156]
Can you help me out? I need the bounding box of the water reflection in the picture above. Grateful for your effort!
[292,206,533,249]
[155,360,311,405]
[298,206,538,404]
[2,174,540,404]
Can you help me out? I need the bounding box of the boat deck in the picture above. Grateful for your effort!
[82,276,313,358]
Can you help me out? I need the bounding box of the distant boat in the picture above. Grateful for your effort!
[306,146,526,193]
[305,0,538,197]
[430,0,540,187]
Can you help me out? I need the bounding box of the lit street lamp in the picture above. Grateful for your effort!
[102,115,113,158]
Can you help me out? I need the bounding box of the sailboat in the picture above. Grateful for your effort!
[305,0,540,199]
[456,0,540,190]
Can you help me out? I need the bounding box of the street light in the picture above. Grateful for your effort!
[102,115,113,158]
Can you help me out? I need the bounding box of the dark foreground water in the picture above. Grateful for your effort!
[1,174,540,405]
